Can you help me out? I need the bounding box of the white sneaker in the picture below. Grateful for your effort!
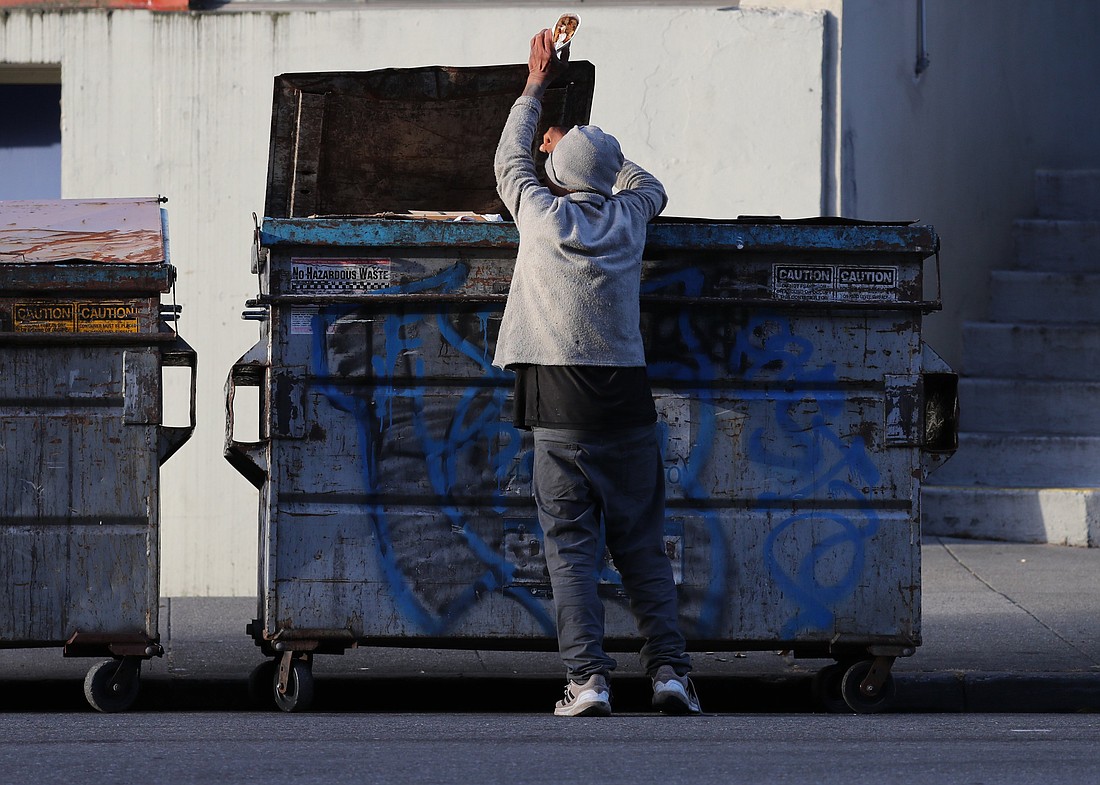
[554,673,612,717]
[652,665,702,715]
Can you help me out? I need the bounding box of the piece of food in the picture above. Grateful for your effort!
[552,13,580,51]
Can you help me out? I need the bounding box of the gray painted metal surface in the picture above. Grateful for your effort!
[0,198,195,710]
[228,68,957,712]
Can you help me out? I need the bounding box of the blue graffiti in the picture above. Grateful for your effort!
[639,267,881,638]
[304,256,880,644]
[736,315,881,638]
[310,262,554,636]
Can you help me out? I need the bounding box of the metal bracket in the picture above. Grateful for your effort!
[64,631,162,659]
[858,656,896,699]
[276,650,311,696]
[158,332,198,465]
[224,341,270,489]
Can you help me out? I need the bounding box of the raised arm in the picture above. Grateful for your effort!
[615,160,669,221]
[494,29,569,218]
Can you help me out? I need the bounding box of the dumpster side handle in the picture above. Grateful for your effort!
[225,343,270,489]
[158,334,198,465]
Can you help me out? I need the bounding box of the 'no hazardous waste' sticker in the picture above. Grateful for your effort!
[289,258,392,293]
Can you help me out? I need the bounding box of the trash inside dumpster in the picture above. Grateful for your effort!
[227,65,958,713]
[0,197,196,712]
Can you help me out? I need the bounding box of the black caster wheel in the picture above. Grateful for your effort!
[84,658,141,713]
[248,659,278,710]
[840,659,896,714]
[811,662,851,713]
[273,659,314,713]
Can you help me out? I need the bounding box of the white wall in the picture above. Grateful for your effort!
[837,0,1100,369]
[0,5,829,594]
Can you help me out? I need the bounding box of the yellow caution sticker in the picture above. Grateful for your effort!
[13,301,140,333]
[12,302,75,332]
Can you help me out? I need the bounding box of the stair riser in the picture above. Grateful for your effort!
[1014,221,1100,271]
[962,324,1100,380]
[922,486,1100,547]
[990,272,1100,324]
[928,434,1100,487]
[1036,170,1100,221]
[959,379,1100,435]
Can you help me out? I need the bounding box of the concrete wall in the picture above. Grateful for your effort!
[0,5,830,594]
[837,0,1100,368]
[5,0,1097,593]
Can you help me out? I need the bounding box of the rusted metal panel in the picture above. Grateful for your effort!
[0,0,186,9]
[254,220,942,313]
[0,200,195,679]
[232,219,950,656]
[0,346,160,644]
[0,198,167,265]
[259,216,940,256]
[264,64,596,220]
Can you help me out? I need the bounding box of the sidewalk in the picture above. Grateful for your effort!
[3,537,1098,713]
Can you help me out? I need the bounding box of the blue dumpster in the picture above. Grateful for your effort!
[226,66,957,713]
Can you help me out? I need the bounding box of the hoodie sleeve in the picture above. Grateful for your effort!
[614,160,668,221]
[495,96,555,220]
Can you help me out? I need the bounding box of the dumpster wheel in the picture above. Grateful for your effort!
[84,657,142,713]
[813,657,898,714]
[273,653,314,713]
[248,655,315,712]
[840,657,897,714]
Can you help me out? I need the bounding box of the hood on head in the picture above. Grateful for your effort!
[545,125,624,198]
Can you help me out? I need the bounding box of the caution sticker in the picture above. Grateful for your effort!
[836,265,898,302]
[772,264,835,301]
[12,300,140,333]
[76,302,140,333]
[12,302,74,332]
[289,258,391,294]
[771,264,899,303]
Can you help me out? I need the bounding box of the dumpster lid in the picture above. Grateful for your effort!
[0,198,167,265]
[264,63,596,220]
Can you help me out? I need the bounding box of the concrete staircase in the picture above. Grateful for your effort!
[923,169,1100,547]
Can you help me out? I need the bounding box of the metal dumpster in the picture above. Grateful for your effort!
[227,65,957,713]
[0,198,196,712]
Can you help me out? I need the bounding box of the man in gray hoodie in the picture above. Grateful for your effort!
[492,28,700,717]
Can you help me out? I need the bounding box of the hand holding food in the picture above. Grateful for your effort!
[552,13,580,51]
[526,28,568,89]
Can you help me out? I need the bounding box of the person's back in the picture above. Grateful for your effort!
[492,95,665,370]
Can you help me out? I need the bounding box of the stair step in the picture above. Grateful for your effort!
[962,322,1100,380]
[990,270,1100,323]
[1036,169,1100,221]
[922,485,1100,547]
[1013,219,1100,271]
[959,378,1100,435]
[927,433,1100,488]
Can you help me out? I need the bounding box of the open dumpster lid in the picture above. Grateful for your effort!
[0,198,167,265]
[264,62,596,220]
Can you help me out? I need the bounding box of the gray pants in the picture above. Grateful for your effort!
[532,424,691,681]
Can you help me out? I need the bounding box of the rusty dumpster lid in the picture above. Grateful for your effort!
[264,62,596,220]
[0,198,167,265]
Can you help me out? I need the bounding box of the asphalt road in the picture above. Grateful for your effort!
[2,713,1098,785]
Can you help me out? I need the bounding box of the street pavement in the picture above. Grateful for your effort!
[2,537,1098,713]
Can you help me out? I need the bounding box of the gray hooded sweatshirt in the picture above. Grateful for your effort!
[491,95,667,369]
